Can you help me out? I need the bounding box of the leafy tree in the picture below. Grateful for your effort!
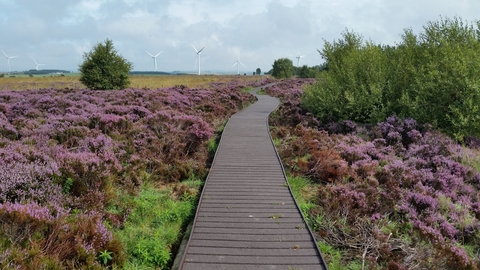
[271,58,294,78]
[297,65,321,78]
[256,68,261,75]
[79,39,133,90]
[302,30,388,123]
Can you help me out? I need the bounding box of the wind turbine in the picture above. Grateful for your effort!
[192,45,205,75]
[2,50,18,73]
[145,51,162,72]
[295,48,305,68]
[32,58,45,70]
[232,54,246,75]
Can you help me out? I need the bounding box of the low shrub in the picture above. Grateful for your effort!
[0,77,268,268]
[268,78,480,269]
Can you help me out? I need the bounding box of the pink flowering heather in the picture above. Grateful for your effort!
[267,78,480,269]
[0,77,262,268]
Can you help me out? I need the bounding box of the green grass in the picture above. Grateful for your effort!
[287,174,314,204]
[272,137,282,147]
[241,86,254,93]
[114,178,201,269]
[207,137,218,156]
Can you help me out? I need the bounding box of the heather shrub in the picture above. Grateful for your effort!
[0,202,124,269]
[0,77,262,268]
[265,79,319,129]
[268,78,480,269]
[0,143,65,206]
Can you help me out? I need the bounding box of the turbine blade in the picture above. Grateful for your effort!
[232,62,237,67]
[1,50,7,57]
[240,61,247,68]
[155,51,163,57]
[197,46,205,53]
[145,51,154,57]
[192,44,198,53]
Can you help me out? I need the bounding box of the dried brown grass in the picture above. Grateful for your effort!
[0,74,263,90]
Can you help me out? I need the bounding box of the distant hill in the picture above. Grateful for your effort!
[130,71,171,75]
[24,69,72,75]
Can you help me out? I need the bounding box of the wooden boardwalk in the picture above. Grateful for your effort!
[178,86,327,270]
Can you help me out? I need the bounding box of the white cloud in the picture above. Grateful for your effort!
[1,0,479,72]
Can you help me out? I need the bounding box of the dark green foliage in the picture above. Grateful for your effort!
[302,30,388,123]
[79,39,133,90]
[297,65,322,78]
[302,17,480,141]
[256,68,261,75]
[272,58,294,78]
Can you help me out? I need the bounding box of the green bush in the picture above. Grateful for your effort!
[302,30,388,123]
[79,39,133,90]
[272,58,294,78]
[302,17,480,140]
[297,65,322,78]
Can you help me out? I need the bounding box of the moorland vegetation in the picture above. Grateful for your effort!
[266,16,480,269]
[267,78,480,269]
[0,76,271,269]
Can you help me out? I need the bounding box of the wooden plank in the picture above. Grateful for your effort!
[196,212,301,218]
[182,263,325,270]
[190,233,313,242]
[195,216,304,223]
[197,206,300,213]
[199,199,295,205]
[184,254,322,265]
[192,227,309,235]
[188,239,316,249]
[193,221,306,229]
[198,205,295,211]
[187,246,318,256]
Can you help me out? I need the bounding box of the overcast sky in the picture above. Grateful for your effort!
[1,0,479,74]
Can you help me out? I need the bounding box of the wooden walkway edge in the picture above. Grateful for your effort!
[178,85,327,270]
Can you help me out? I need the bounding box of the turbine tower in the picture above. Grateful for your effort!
[192,45,205,75]
[32,58,45,70]
[145,51,162,72]
[2,50,18,73]
[232,54,246,75]
[295,48,305,68]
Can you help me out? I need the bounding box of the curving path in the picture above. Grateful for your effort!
[178,85,327,270]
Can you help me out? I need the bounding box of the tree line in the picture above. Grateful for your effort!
[269,58,325,78]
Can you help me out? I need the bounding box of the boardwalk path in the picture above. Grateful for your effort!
[178,86,327,270]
